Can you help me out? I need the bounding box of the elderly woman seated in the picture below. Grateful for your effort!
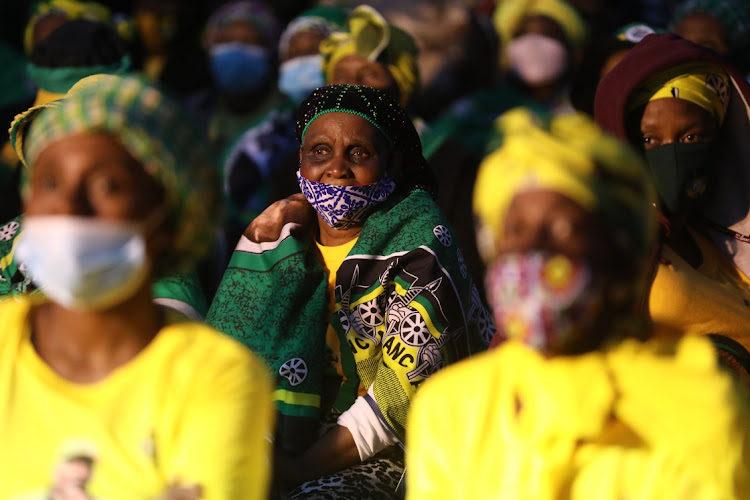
[0,75,272,499]
[406,109,750,499]
[207,84,493,498]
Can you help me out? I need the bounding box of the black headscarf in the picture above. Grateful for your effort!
[296,84,436,195]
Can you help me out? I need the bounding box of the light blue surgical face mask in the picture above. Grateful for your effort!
[15,215,151,311]
[278,54,325,104]
[209,42,270,95]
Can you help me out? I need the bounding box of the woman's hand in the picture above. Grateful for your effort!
[245,193,314,243]
[274,424,361,487]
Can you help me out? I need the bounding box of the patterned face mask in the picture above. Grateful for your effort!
[486,251,602,351]
[297,170,396,229]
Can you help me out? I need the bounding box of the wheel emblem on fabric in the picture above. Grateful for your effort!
[355,299,384,328]
[475,308,495,345]
[400,311,430,346]
[279,358,308,386]
[338,309,351,332]
[0,220,20,241]
[456,249,467,279]
[432,225,452,247]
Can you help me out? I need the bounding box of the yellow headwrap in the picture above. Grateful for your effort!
[474,108,657,266]
[493,0,588,53]
[628,63,730,126]
[319,5,419,106]
[24,0,113,55]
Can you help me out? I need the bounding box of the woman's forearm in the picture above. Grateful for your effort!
[276,424,361,486]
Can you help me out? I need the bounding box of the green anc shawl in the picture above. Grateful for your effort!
[207,189,494,452]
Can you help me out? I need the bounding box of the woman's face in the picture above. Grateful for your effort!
[285,30,326,62]
[299,112,391,186]
[639,98,719,150]
[211,19,262,46]
[499,190,606,263]
[25,132,163,221]
[674,11,730,57]
[330,54,400,101]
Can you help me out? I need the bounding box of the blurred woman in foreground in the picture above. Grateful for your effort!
[406,109,750,499]
[0,74,272,500]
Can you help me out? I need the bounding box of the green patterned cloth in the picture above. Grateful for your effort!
[207,189,494,452]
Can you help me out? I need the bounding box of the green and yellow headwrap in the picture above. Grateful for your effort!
[493,0,588,52]
[24,0,113,54]
[9,74,222,273]
[474,108,657,267]
[320,5,419,106]
[628,62,731,125]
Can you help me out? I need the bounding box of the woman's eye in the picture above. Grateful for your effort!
[350,147,370,159]
[90,176,123,197]
[682,133,699,143]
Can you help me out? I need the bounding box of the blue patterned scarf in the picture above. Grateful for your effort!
[297,170,396,229]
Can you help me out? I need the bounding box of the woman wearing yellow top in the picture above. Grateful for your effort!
[595,34,750,369]
[0,75,273,500]
[406,109,750,499]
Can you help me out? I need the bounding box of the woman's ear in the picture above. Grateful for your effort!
[298,147,303,166]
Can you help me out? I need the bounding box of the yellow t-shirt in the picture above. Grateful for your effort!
[649,229,750,350]
[316,237,359,392]
[407,336,750,500]
[0,297,274,500]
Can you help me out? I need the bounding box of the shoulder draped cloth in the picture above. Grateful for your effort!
[207,190,494,451]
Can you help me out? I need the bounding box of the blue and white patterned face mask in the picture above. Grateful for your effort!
[297,170,396,229]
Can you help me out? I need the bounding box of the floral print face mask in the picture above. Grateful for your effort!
[297,170,396,229]
[486,251,602,351]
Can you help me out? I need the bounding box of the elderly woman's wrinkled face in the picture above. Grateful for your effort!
[26,132,163,221]
[330,55,400,101]
[300,112,391,186]
[674,11,730,57]
[640,98,719,150]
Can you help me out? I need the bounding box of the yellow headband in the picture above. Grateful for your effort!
[474,108,656,264]
[629,63,730,125]
[320,5,419,106]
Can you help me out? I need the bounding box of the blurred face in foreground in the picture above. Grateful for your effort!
[487,189,618,355]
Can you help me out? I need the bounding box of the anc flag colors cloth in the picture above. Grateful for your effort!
[207,189,494,452]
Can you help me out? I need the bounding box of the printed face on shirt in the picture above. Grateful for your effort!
[299,112,391,186]
[639,98,719,150]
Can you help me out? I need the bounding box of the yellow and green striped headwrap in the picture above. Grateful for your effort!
[319,5,419,106]
[24,0,114,54]
[9,74,223,274]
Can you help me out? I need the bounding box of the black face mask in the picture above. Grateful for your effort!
[643,141,715,215]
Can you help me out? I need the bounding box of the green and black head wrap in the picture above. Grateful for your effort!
[296,84,435,195]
